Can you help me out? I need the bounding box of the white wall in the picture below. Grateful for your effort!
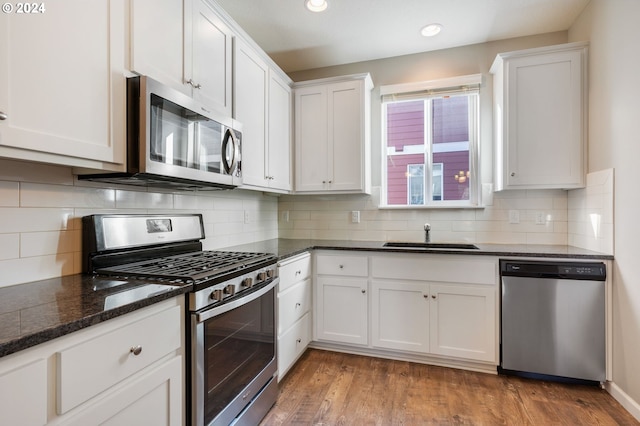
[281,32,573,244]
[570,0,640,416]
[0,159,279,288]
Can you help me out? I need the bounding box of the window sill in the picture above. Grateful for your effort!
[378,203,485,210]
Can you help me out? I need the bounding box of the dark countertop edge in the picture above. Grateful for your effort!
[0,286,189,359]
[225,239,614,262]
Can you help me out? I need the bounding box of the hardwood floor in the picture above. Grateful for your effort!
[261,349,638,425]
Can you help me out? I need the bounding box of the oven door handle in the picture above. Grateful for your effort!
[195,278,278,323]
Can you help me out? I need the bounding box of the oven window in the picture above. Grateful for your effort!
[203,287,275,424]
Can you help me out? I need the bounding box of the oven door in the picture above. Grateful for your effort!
[191,279,278,426]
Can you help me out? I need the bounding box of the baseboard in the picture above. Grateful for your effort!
[606,381,640,422]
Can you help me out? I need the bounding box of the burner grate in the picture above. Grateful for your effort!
[96,251,276,282]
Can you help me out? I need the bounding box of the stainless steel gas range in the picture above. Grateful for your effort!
[83,213,278,426]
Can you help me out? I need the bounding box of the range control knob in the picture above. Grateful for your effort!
[224,284,235,296]
[210,289,224,301]
[266,269,275,278]
[257,272,267,282]
[241,277,254,288]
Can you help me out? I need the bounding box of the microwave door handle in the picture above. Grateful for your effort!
[221,128,239,174]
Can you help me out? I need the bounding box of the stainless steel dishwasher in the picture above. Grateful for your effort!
[500,260,606,383]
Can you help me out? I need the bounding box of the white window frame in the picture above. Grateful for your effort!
[380,74,481,208]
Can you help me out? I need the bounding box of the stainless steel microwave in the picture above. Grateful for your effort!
[78,76,242,190]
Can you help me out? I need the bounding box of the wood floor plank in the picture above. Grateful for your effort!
[260,349,639,426]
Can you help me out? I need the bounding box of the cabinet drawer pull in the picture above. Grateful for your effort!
[130,345,143,356]
[339,265,344,269]
[296,338,302,343]
[431,295,436,299]
[295,270,302,275]
[295,302,301,308]
[186,79,202,89]
[0,111,7,120]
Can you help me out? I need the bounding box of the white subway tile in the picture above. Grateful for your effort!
[21,183,115,208]
[20,230,79,257]
[0,234,19,260]
[0,208,74,232]
[115,190,173,209]
[0,254,75,288]
[0,181,19,206]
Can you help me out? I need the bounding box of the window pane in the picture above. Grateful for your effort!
[407,164,424,205]
[431,96,470,201]
[386,100,425,205]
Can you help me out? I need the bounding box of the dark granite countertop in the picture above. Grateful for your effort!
[0,238,612,360]
[220,238,615,262]
[0,275,190,358]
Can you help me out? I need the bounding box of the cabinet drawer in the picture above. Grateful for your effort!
[278,278,311,334]
[372,254,497,285]
[316,253,368,276]
[278,253,311,292]
[278,312,311,380]
[57,305,181,414]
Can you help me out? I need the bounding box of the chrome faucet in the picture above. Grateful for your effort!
[424,223,431,243]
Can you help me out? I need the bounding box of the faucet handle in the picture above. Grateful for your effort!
[424,223,431,231]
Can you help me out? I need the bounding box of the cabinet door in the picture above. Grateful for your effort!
[185,0,233,116]
[130,0,187,95]
[295,85,329,192]
[0,358,47,426]
[0,0,125,167]
[504,48,585,188]
[316,276,368,345]
[328,80,364,191]
[62,356,182,426]
[429,284,496,362]
[234,39,268,187]
[268,72,292,191]
[371,280,429,353]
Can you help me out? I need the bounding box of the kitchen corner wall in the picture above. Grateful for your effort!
[278,187,569,245]
[568,168,614,255]
[0,159,278,288]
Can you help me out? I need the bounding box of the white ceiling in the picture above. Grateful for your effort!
[214,0,591,73]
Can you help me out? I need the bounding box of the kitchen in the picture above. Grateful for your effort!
[0,0,639,425]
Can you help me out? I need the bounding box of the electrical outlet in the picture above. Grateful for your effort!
[508,210,520,224]
[244,210,250,224]
[535,212,546,225]
[281,210,290,222]
[351,210,360,223]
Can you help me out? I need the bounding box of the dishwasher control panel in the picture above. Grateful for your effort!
[501,260,606,280]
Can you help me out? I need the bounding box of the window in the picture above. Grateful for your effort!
[381,75,480,207]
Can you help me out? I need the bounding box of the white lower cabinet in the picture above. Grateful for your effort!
[0,298,184,425]
[315,276,369,345]
[277,253,312,380]
[313,251,498,370]
[371,280,430,353]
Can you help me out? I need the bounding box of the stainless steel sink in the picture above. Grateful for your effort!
[383,242,480,250]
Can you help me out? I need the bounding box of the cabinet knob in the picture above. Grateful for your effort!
[0,111,7,120]
[423,294,429,298]
[361,289,366,294]
[296,338,302,343]
[130,345,143,356]
[339,265,344,269]
[295,270,301,276]
[295,302,301,308]
[431,295,436,299]
[510,172,516,177]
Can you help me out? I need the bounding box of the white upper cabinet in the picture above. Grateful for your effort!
[234,39,292,192]
[294,74,373,194]
[130,0,187,95]
[131,0,233,117]
[491,42,588,190]
[185,0,233,117]
[0,0,126,169]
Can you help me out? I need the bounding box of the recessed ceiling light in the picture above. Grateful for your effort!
[421,23,443,37]
[305,0,328,12]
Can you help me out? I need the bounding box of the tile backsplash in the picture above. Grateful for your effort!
[568,168,615,255]
[278,187,570,245]
[0,159,278,288]
[0,158,614,288]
